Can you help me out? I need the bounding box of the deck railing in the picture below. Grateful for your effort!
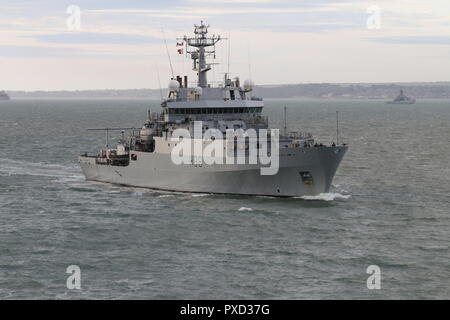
[283,131,313,139]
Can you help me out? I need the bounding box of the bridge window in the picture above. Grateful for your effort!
[169,107,258,115]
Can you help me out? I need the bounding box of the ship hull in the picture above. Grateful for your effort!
[79,146,347,197]
[387,101,415,104]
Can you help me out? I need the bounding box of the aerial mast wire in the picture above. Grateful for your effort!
[162,28,174,79]
[336,110,340,145]
[284,106,287,137]
[227,31,231,77]
[155,63,163,101]
[248,45,252,80]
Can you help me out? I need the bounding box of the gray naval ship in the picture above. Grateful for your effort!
[79,22,348,197]
[387,89,416,104]
[0,91,10,100]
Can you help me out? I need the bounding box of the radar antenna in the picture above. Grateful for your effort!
[179,21,223,88]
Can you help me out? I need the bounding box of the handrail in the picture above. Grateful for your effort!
[284,131,313,139]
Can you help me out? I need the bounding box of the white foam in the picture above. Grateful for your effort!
[299,193,351,201]
[238,207,253,211]
[191,193,210,197]
[158,194,174,198]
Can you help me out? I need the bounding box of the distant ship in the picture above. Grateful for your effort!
[387,90,415,104]
[0,91,10,100]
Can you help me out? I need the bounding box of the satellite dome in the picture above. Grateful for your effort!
[169,79,180,92]
[243,79,254,91]
[194,87,203,95]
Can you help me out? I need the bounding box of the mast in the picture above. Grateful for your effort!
[336,111,340,145]
[284,106,287,136]
[180,21,222,88]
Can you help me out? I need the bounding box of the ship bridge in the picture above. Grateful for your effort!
[162,21,263,123]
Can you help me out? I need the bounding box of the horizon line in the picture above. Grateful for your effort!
[5,81,450,92]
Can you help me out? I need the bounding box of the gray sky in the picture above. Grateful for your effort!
[1,0,449,90]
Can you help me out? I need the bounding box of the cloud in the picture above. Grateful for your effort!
[187,0,274,3]
[0,43,163,59]
[369,36,450,45]
[2,0,450,90]
[86,6,338,16]
[0,45,96,58]
[32,32,163,45]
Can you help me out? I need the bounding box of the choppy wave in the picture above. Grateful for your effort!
[299,193,352,201]
[1,98,449,299]
[238,207,253,211]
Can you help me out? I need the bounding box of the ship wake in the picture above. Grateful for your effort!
[298,193,351,201]
[0,158,83,182]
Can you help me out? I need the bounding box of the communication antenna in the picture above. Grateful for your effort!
[180,21,222,88]
[336,110,340,145]
[227,31,231,76]
[247,45,252,80]
[284,106,287,136]
[162,28,174,79]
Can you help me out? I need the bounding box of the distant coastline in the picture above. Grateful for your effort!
[7,82,450,99]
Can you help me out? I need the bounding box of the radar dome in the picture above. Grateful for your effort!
[194,87,203,96]
[168,79,180,92]
[243,79,254,91]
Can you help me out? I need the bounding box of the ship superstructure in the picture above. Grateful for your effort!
[387,89,416,104]
[0,91,10,100]
[79,22,348,197]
